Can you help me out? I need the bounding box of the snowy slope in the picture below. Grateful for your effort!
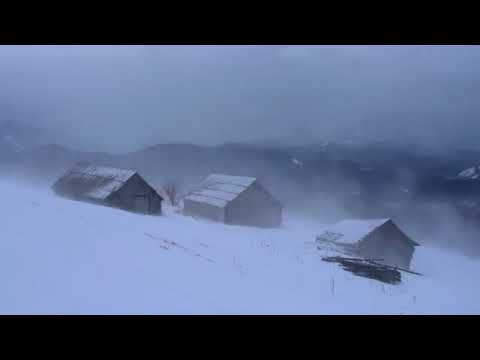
[1,180,479,314]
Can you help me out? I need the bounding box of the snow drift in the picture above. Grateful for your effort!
[0,180,479,314]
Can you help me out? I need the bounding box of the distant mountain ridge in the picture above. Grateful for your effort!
[0,119,51,153]
[4,140,480,203]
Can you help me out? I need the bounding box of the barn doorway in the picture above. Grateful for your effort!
[134,196,150,213]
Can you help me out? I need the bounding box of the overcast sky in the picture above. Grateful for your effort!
[1,45,480,152]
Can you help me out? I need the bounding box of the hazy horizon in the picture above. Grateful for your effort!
[2,45,480,152]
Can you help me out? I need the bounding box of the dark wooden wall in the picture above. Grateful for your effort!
[111,174,162,214]
[358,222,415,269]
[183,199,226,222]
[226,181,282,228]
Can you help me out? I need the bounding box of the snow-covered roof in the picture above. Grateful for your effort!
[184,174,257,208]
[316,219,392,245]
[54,164,137,201]
[205,174,257,187]
[80,165,136,183]
[458,166,480,180]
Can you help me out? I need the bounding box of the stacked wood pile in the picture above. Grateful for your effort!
[321,256,422,285]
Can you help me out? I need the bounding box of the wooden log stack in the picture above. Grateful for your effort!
[321,256,419,285]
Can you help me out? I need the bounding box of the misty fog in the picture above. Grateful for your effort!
[2,45,480,152]
[2,45,480,259]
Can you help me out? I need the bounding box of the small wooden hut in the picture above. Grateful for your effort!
[316,218,419,269]
[52,164,163,215]
[183,174,282,228]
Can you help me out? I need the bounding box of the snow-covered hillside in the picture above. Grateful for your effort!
[1,180,479,314]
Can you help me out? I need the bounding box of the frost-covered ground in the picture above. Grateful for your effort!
[1,180,479,314]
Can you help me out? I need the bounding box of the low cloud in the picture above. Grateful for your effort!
[1,45,480,152]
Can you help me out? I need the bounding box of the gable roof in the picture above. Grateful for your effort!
[184,174,257,208]
[317,218,419,246]
[53,164,137,201]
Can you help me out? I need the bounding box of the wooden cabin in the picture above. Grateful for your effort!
[183,174,282,228]
[316,218,419,269]
[52,164,163,215]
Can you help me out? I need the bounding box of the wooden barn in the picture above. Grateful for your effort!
[316,218,419,269]
[183,174,282,228]
[52,164,163,215]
